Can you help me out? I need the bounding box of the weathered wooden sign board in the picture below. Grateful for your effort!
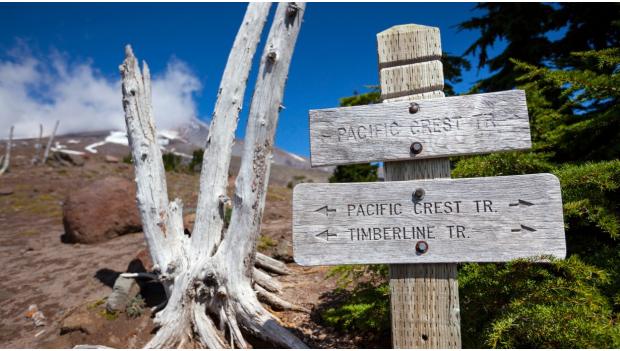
[293,173,565,265]
[309,90,531,166]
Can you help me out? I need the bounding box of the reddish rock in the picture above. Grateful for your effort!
[60,309,103,335]
[62,177,142,244]
[183,213,196,234]
[105,155,120,163]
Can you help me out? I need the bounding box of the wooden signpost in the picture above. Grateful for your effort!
[294,23,566,348]
[293,173,565,265]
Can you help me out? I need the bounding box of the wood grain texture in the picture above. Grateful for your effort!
[377,24,442,69]
[219,1,305,281]
[0,125,13,175]
[120,47,182,271]
[380,61,444,99]
[389,264,460,349]
[42,120,59,164]
[292,173,566,265]
[381,24,456,349]
[192,3,271,258]
[309,90,531,166]
[31,123,43,164]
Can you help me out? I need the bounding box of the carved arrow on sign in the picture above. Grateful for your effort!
[511,224,537,233]
[315,230,337,241]
[315,205,336,216]
[509,199,535,207]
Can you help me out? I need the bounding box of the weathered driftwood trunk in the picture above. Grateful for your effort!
[32,123,43,164]
[119,3,306,348]
[42,120,60,164]
[0,125,14,176]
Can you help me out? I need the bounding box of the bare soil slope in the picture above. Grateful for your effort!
[0,137,382,348]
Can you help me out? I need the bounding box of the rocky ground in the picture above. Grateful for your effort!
[0,136,386,348]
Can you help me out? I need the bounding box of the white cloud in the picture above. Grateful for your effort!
[0,45,202,139]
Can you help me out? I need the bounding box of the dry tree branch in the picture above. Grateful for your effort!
[0,125,14,176]
[41,120,59,164]
[191,2,271,258]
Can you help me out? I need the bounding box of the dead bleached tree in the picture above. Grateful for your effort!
[31,123,43,164]
[41,120,60,164]
[0,125,14,176]
[119,3,306,348]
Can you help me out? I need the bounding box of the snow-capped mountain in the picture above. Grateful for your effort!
[174,118,316,170]
[64,118,319,171]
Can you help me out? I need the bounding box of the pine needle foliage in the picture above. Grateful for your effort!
[188,148,204,173]
[452,47,620,348]
[162,152,182,172]
[460,256,620,348]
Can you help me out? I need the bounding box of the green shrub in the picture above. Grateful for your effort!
[224,206,232,228]
[460,256,620,348]
[329,164,378,183]
[162,152,182,172]
[321,283,390,336]
[99,308,119,321]
[188,148,204,173]
[556,161,620,239]
[122,153,133,164]
[257,235,276,252]
[126,295,146,319]
[452,151,554,178]
[287,175,314,189]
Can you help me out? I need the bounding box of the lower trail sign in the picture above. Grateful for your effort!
[293,173,566,265]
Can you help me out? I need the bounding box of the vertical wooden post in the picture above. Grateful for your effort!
[377,24,461,348]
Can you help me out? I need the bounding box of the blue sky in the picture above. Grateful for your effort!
[0,2,503,157]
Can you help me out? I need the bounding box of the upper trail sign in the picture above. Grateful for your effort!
[310,89,531,166]
[293,173,566,265]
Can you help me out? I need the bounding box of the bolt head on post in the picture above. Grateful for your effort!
[409,102,420,114]
[415,240,429,254]
[410,141,423,155]
[413,188,425,201]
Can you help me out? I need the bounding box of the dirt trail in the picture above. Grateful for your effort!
[0,138,380,348]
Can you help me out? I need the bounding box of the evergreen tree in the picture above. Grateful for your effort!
[458,3,620,92]
[188,148,204,173]
[329,163,378,183]
[452,46,620,349]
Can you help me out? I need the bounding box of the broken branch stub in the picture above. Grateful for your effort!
[191,2,271,258]
[31,123,43,165]
[42,120,59,165]
[0,125,13,176]
[220,1,305,283]
[120,46,180,272]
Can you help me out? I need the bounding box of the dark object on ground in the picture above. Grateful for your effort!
[53,152,85,167]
